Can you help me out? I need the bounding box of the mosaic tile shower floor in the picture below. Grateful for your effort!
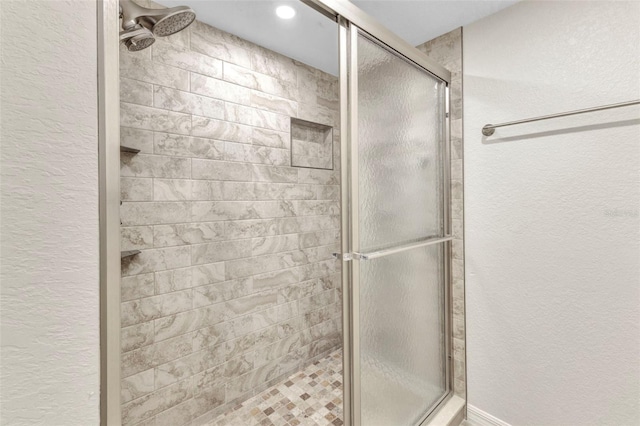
[209,350,343,426]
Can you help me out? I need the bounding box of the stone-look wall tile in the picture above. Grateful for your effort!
[251,235,299,257]
[191,201,294,222]
[179,322,226,352]
[451,118,463,160]
[225,103,289,132]
[452,259,464,281]
[452,159,463,180]
[121,333,194,378]
[155,267,193,294]
[252,164,298,183]
[191,116,252,143]
[225,291,278,320]
[452,219,463,239]
[218,182,256,201]
[295,201,340,217]
[154,348,224,390]
[120,48,189,91]
[191,159,252,181]
[191,240,252,265]
[122,378,192,425]
[154,134,224,160]
[190,181,224,201]
[251,127,289,149]
[153,86,225,120]
[120,17,341,424]
[154,306,226,343]
[121,369,155,404]
[152,43,223,79]
[224,62,296,100]
[153,179,191,201]
[253,268,299,293]
[191,262,226,286]
[317,185,340,201]
[224,251,310,280]
[122,322,155,353]
[121,127,154,154]
[121,290,193,327]
[224,219,279,240]
[191,28,252,69]
[121,78,153,106]
[452,198,463,219]
[297,168,339,185]
[452,239,464,260]
[224,143,289,167]
[121,246,191,277]
[250,48,297,85]
[122,177,153,201]
[121,154,191,179]
[278,215,340,234]
[298,103,337,128]
[192,278,252,309]
[153,223,225,248]
[299,230,341,249]
[122,226,154,251]
[121,202,190,226]
[153,27,190,51]
[152,400,191,426]
[293,155,332,170]
[122,273,155,302]
[250,91,298,117]
[121,103,191,135]
[190,73,250,105]
[254,183,316,201]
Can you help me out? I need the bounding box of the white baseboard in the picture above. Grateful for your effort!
[467,405,511,426]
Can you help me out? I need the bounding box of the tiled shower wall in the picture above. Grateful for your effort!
[416,28,466,401]
[118,17,342,426]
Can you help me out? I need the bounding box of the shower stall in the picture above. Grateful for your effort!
[106,0,456,424]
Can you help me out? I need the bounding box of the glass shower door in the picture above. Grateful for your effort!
[343,25,451,426]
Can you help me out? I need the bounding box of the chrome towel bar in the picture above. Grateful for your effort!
[482,99,640,136]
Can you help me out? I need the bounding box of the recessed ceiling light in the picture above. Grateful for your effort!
[276,5,296,20]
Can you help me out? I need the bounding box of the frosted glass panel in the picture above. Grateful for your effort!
[360,245,446,425]
[357,34,445,252]
[354,31,448,425]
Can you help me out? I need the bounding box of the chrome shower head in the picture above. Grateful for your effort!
[149,7,196,37]
[120,0,196,42]
[119,24,156,52]
[125,29,156,51]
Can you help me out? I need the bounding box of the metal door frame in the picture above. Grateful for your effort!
[303,1,453,424]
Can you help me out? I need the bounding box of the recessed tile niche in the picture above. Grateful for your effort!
[290,118,334,170]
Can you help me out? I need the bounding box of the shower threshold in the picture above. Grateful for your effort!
[209,349,343,426]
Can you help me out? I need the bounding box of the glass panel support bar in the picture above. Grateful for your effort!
[333,236,453,262]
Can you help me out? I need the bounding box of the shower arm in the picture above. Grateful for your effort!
[119,0,168,30]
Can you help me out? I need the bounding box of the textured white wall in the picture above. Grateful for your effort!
[464,1,640,425]
[0,1,100,424]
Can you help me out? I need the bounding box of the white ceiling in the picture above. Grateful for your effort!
[160,0,518,75]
